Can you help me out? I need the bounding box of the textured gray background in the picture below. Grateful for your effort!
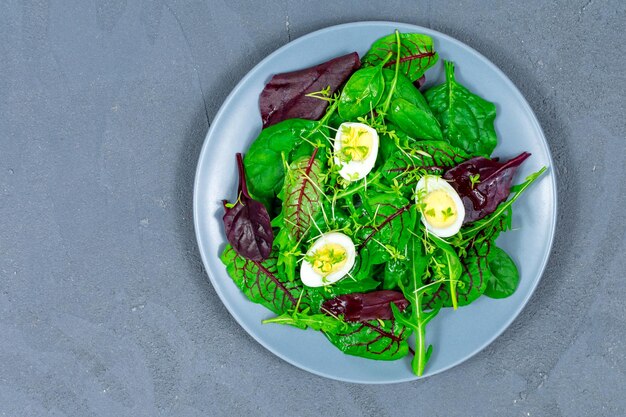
[1,0,625,416]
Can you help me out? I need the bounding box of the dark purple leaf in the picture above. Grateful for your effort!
[444,152,531,223]
[321,290,409,323]
[414,75,426,89]
[259,52,361,127]
[223,153,274,261]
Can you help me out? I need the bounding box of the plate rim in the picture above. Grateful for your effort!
[193,21,558,384]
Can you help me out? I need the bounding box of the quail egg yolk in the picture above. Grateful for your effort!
[339,125,373,162]
[308,243,348,276]
[422,190,458,228]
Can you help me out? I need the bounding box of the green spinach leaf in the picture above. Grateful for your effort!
[383,257,408,290]
[387,97,443,140]
[338,66,386,120]
[244,119,326,205]
[381,68,430,111]
[485,246,520,299]
[424,61,497,157]
[377,123,412,162]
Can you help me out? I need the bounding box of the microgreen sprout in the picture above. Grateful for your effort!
[469,173,481,189]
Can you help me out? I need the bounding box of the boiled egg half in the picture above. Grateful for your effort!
[415,175,465,238]
[333,122,379,182]
[300,232,356,287]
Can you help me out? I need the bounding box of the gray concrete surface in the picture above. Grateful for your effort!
[1,0,625,416]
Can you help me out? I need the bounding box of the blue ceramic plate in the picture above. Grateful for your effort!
[193,22,556,383]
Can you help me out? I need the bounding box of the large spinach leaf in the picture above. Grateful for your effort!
[381,68,430,111]
[485,246,520,299]
[244,119,326,205]
[387,98,443,140]
[338,66,386,120]
[363,33,438,82]
[424,61,497,157]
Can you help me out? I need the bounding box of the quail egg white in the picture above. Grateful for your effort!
[300,232,356,287]
[415,175,465,238]
[333,122,379,182]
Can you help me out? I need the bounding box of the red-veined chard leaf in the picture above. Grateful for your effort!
[421,244,491,309]
[452,244,492,306]
[381,141,469,186]
[321,290,409,322]
[282,148,323,241]
[220,246,302,314]
[222,153,273,261]
[424,61,497,157]
[443,152,530,223]
[362,33,438,82]
[356,193,416,264]
[324,317,410,361]
[422,282,446,311]
[259,52,360,127]
[424,210,512,310]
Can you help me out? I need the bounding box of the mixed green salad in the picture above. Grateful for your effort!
[220,30,545,376]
